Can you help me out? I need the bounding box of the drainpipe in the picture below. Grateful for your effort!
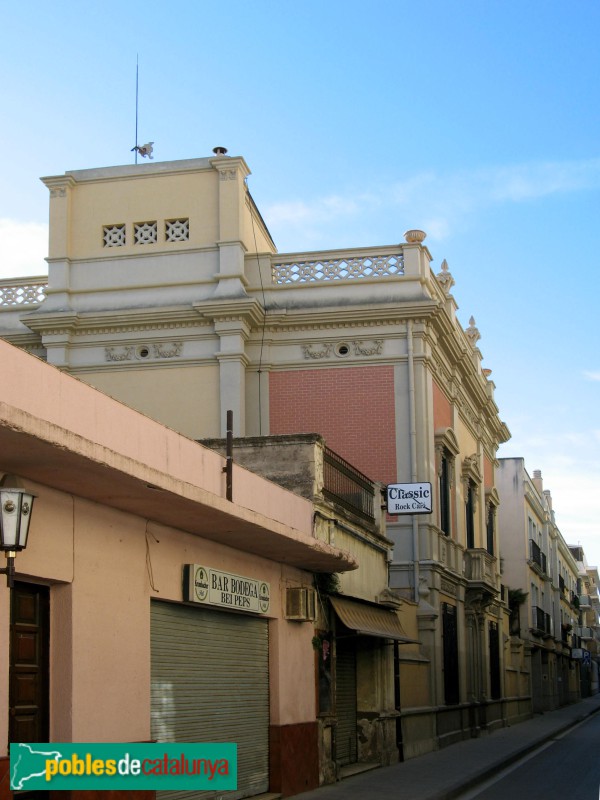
[407,320,420,599]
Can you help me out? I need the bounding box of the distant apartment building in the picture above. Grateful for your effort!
[568,546,600,696]
[496,459,589,711]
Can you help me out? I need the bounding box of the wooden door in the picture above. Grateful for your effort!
[9,582,50,743]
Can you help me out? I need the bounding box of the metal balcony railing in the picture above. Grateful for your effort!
[529,539,548,575]
[322,447,375,523]
[532,605,552,635]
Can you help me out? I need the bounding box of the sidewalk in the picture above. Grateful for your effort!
[296,694,600,800]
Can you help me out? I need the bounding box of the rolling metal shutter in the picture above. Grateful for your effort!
[335,639,357,766]
[151,600,269,800]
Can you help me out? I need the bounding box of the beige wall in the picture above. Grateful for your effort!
[337,531,389,601]
[82,365,221,440]
[50,169,220,261]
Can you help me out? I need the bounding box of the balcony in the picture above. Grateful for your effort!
[570,591,580,610]
[575,626,594,641]
[271,247,405,285]
[464,548,498,598]
[0,277,47,308]
[322,446,375,524]
[579,595,592,609]
[531,605,553,637]
[529,539,548,577]
[561,624,572,645]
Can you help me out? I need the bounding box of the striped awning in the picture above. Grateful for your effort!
[330,595,419,643]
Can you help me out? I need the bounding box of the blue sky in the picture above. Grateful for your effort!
[1,0,599,566]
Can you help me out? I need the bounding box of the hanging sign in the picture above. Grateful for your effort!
[386,482,433,515]
[184,564,270,614]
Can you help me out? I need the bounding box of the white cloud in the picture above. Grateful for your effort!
[485,159,600,202]
[264,156,600,246]
[0,219,48,279]
[584,371,600,381]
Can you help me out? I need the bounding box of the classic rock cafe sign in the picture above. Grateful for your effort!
[185,565,270,614]
[386,482,433,515]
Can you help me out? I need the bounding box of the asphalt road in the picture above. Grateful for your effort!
[456,713,600,800]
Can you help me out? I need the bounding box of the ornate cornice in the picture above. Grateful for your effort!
[195,298,265,329]
[435,427,460,458]
[21,307,205,334]
[462,454,482,488]
[485,487,501,515]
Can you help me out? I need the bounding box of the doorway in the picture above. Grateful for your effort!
[9,582,50,744]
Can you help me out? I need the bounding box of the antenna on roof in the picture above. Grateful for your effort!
[131,55,154,163]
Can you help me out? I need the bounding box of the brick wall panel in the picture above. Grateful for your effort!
[270,366,396,484]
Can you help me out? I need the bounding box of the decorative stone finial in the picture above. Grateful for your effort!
[465,316,480,346]
[403,229,427,244]
[436,258,455,294]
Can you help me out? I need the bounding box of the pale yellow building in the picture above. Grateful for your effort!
[497,460,582,711]
[0,151,524,762]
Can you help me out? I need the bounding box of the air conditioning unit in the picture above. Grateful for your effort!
[285,587,316,622]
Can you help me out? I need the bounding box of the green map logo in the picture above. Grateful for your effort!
[10,742,237,791]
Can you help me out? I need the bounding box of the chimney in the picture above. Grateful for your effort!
[532,470,543,496]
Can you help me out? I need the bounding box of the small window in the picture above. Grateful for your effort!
[335,342,351,358]
[439,450,451,536]
[134,221,158,245]
[466,482,476,549]
[165,218,190,242]
[486,502,495,555]
[103,224,126,247]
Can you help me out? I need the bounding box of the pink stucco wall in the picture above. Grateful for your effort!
[0,338,312,535]
[0,339,322,753]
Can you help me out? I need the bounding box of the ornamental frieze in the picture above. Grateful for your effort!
[105,346,134,362]
[153,342,183,358]
[302,343,332,360]
[352,339,383,356]
[440,579,457,597]
[301,339,385,359]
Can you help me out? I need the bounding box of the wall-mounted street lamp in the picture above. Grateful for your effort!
[0,474,35,588]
